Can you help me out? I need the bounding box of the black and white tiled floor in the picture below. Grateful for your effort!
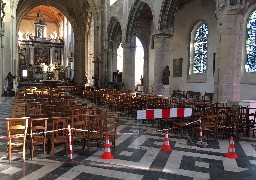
[0,97,256,179]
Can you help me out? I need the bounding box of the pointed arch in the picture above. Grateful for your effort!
[159,0,180,32]
[125,0,149,42]
[107,17,122,44]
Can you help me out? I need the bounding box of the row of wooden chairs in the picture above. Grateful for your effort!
[6,110,120,163]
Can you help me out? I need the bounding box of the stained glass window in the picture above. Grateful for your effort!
[246,10,256,72]
[192,23,208,73]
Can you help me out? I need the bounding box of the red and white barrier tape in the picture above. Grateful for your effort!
[137,108,192,120]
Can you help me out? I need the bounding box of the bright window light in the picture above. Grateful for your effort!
[110,0,117,6]
[22,70,28,77]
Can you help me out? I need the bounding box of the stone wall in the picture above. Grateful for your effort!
[170,0,217,96]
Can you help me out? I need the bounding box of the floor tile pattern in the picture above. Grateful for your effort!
[0,97,255,179]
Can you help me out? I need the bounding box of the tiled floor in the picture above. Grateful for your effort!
[0,97,256,179]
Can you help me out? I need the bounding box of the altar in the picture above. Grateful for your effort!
[18,11,66,83]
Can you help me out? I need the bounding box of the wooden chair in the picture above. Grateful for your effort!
[87,114,103,149]
[102,112,120,150]
[26,107,43,118]
[30,118,48,159]
[192,115,217,143]
[215,114,227,141]
[247,108,256,137]
[51,117,69,159]
[203,115,218,142]
[6,117,29,163]
[173,117,191,137]
[12,102,27,117]
[70,115,87,153]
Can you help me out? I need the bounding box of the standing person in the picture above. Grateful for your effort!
[5,72,16,91]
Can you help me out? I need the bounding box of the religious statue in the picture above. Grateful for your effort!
[140,75,144,86]
[5,72,16,91]
[162,65,170,85]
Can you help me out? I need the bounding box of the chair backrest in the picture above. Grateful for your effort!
[202,114,216,127]
[103,112,120,134]
[86,114,103,137]
[51,117,69,139]
[71,115,87,137]
[12,102,27,117]
[26,107,42,116]
[6,117,28,139]
[30,118,48,138]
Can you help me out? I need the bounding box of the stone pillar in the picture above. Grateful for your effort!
[214,2,246,103]
[0,22,4,95]
[1,0,17,94]
[74,30,86,84]
[112,42,118,72]
[143,49,149,93]
[123,36,136,92]
[100,0,108,87]
[107,43,113,82]
[153,32,172,95]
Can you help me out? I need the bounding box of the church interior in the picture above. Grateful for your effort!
[0,0,256,179]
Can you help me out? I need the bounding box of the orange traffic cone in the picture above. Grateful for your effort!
[101,136,114,159]
[225,136,238,159]
[161,130,172,152]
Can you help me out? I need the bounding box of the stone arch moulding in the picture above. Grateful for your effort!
[107,17,122,44]
[158,0,180,34]
[125,0,151,43]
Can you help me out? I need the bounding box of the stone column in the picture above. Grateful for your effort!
[112,42,118,72]
[214,2,246,103]
[74,30,86,84]
[143,49,149,93]
[100,0,108,87]
[153,32,172,95]
[107,42,113,82]
[0,21,4,95]
[2,0,17,94]
[123,36,136,92]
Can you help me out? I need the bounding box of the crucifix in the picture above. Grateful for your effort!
[92,54,102,88]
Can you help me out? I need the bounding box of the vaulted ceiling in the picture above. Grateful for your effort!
[22,5,64,25]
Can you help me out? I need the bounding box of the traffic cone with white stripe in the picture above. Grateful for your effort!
[225,136,238,159]
[161,130,172,152]
[101,136,114,159]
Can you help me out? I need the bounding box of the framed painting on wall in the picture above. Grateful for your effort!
[173,58,183,77]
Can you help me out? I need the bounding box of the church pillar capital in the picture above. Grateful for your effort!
[154,30,173,39]
[121,41,136,50]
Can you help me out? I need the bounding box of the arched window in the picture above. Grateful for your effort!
[190,23,208,74]
[246,10,256,72]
